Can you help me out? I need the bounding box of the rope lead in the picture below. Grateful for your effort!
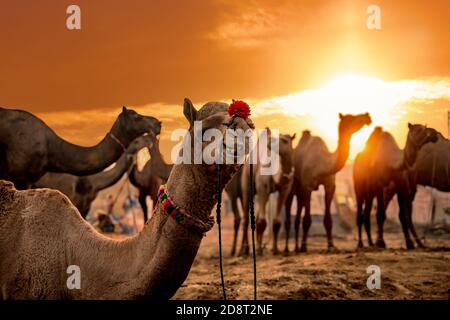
[249,162,257,300]
[216,163,227,300]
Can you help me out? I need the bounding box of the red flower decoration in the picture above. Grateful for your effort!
[228,99,251,119]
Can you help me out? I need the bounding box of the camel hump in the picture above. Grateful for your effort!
[0,180,16,213]
[0,180,15,189]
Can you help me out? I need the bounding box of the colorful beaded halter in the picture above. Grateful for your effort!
[157,184,215,237]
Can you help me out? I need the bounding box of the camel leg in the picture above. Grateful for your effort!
[256,192,269,256]
[230,196,241,256]
[300,191,312,252]
[405,196,424,248]
[273,182,292,255]
[294,190,304,253]
[323,180,336,250]
[397,192,414,249]
[405,186,424,248]
[238,199,250,257]
[383,183,396,211]
[363,196,374,246]
[138,192,148,222]
[375,190,386,249]
[356,196,364,248]
[284,188,294,253]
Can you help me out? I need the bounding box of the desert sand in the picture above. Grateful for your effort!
[172,212,450,300]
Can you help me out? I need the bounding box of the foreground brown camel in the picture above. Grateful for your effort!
[237,132,295,256]
[286,113,372,253]
[355,124,438,249]
[0,98,254,299]
[0,107,161,189]
[129,138,173,221]
[32,134,154,218]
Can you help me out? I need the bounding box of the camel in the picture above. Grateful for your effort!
[235,132,295,256]
[0,106,161,189]
[409,132,450,192]
[285,113,372,253]
[0,98,254,300]
[354,124,438,249]
[129,138,173,221]
[353,127,384,248]
[32,134,154,218]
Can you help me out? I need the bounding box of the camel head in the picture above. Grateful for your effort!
[407,123,438,146]
[182,98,255,182]
[117,106,162,142]
[404,123,438,166]
[338,112,372,137]
[302,130,311,138]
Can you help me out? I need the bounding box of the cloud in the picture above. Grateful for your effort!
[208,7,278,48]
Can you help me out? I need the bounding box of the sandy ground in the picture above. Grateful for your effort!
[172,213,450,300]
[104,213,450,300]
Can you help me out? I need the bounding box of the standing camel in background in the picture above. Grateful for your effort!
[286,113,372,253]
[225,129,295,256]
[409,132,450,192]
[383,130,449,213]
[130,137,173,221]
[32,135,154,218]
[237,132,295,256]
[0,106,161,189]
[234,129,295,255]
[353,127,384,248]
[0,98,254,299]
[357,124,438,249]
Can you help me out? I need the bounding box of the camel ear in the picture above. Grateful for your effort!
[183,98,197,126]
[122,106,128,113]
[339,113,343,120]
[408,122,412,129]
[291,133,296,140]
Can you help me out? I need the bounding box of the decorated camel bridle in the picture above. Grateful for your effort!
[157,100,258,300]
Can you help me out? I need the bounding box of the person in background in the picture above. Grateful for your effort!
[93,210,116,233]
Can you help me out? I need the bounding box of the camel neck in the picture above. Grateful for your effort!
[90,153,133,191]
[115,164,217,299]
[166,164,218,222]
[46,121,126,176]
[150,144,163,161]
[329,131,351,174]
[150,145,173,180]
[403,138,421,169]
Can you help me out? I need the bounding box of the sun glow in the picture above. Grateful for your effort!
[256,72,430,158]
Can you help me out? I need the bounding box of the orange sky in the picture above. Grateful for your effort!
[1,0,449,160]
